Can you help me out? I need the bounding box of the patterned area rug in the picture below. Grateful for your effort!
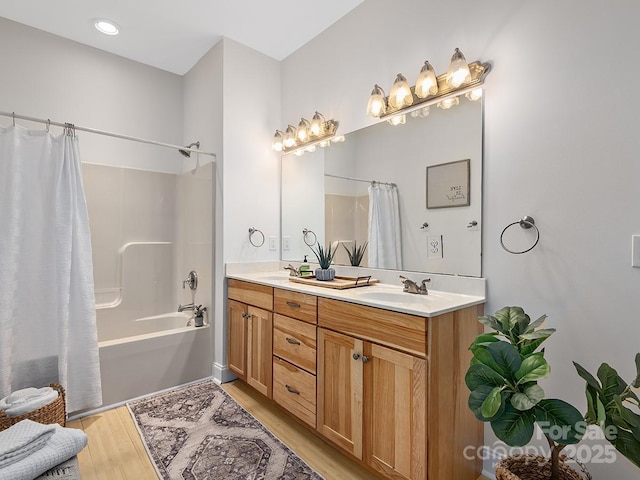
[127,381,324,480]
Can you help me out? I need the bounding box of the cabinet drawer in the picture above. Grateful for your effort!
[318,297,427,357]
[274,288,317,324]
[228,279,273,310]
[273,314,317,374]
[273,357,316,428]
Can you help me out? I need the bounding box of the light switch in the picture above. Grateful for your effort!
[633,235,640,268]
[427,235,443,259]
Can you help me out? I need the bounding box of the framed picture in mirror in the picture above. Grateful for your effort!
[426,158,470,208]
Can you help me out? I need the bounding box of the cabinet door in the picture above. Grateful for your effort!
[247,306,273,398]
[365,343,427,480]
[227,299,248,381]
[317,328,364,459]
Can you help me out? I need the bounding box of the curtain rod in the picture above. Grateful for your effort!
[324,173,396,187]
[0,110,216,158]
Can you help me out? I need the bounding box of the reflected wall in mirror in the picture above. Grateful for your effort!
[281,95,483,277]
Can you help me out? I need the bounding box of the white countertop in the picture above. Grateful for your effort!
[226,270,485,317]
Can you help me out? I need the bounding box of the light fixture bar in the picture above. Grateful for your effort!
[281,120,339,154]
[379,61,491,120]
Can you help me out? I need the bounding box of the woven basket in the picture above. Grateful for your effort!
[0,383,66,431]
[496,455,591,480]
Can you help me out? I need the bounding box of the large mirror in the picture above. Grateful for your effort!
[281,96,483,277]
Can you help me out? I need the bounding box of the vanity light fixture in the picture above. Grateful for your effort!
[271,112,339,155]
[366,48,491,121]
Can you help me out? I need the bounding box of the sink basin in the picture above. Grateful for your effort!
[355,291,433,304]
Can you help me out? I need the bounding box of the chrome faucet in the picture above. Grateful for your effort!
[178,302,196,312]
[399,276,430,295]
[284,264,300,277]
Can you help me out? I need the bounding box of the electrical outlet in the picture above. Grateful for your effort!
[283,236,291,251]
[269,236,277,251]
[427,235,443,259]
[633,235,640,267]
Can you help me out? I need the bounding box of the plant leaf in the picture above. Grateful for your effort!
[534,399,585,445]
[470,345,506,376]
[490,404,535,447]
[524,314,548,333]
[634,353,640,388]
[469,385,507,422]
[465,364,506,391]
[481,386,505,418]
[519,337,547,357]
[494,306,529,336]
[584,384,600,425]
[478,315,506,335]
[519,328,556,341]
[573,361,603,393]
[515,353,550,384]
[470,334,500,349]
[613,429,640,469]
[511,384,545,411]
[486,341,522,382]
[597,363,627,405]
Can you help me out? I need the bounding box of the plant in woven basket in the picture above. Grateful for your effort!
[573,353,640,469]
[466,306,585,480]
[343,241,368,267]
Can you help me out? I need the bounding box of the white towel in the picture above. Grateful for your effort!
[0,387,59,417]
[0,423,87,480]
[0,420,55,468]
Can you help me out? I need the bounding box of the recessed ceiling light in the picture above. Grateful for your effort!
[94,19,119,36]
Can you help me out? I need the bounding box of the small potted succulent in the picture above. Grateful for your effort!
[193,305,206,327]
[310,242,337,281]
[466,306,588,479]
[343,241,368,267]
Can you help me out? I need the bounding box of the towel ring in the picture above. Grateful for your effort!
[303,228,317,246]
[248,227,265,247]
[500,216,540,254]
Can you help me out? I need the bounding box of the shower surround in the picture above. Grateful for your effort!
[82,162,213,408]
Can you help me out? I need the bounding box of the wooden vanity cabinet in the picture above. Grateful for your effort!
[317,299,427,480]
[227,279,273,398]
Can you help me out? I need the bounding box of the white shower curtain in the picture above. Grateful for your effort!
[368,183,402,269]
[0,124,102,412]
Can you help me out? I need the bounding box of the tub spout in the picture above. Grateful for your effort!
[178,303,195,312]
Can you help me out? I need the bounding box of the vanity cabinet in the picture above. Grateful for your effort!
[226,278,484,480]
[317,299,427,480]
[227,279,273,398]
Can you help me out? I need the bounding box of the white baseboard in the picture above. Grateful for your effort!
[212,362,237,384]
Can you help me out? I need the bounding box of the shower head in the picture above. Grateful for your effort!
[179,141,200,158]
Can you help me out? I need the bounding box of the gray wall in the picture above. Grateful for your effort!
[281,0,640,477]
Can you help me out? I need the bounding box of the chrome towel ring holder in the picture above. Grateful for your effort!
[500,216,540,254]
[303,228,317,246]
[248,227,265,247]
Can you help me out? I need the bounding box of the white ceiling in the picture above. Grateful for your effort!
[0,0,364,75]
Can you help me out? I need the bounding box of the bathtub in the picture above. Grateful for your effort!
[97,311,212,408]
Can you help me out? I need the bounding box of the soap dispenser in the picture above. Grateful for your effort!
[300,255,312,277]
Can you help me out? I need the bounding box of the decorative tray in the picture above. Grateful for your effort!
[288,275,379,290]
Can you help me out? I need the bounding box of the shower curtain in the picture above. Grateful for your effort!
[368,183,402,269]
[0,124,102,412]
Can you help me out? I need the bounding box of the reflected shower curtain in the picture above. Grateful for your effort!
[368,183,402,269]
[0,124,102,412]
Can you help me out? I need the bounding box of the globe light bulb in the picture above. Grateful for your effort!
[296,118,310,143]
[272,130,284,152]
[366,84,387,117]
[415,61,438,98]
[310,112,325,137]
[446,48,471,88]
[388,74,413,110]
[283,125,297,148]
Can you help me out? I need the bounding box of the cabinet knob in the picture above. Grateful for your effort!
[285,384,300,395]
[361,356,370,364]
[285,337,301,346]
[241,313,250,319]
[353,353,361,360]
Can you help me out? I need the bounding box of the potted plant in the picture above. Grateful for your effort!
[573,354,640,469]
[466,306,588,479]
[193,305,206,327]
[343,241,368,267]
[310,242,337,281]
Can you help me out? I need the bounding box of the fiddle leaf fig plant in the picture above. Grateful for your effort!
[573,353,640,469]
[466,306,585,479]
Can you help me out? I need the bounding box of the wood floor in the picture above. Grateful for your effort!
[67,380,491,480]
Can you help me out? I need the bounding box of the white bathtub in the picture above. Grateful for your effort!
[97,311,212,407]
